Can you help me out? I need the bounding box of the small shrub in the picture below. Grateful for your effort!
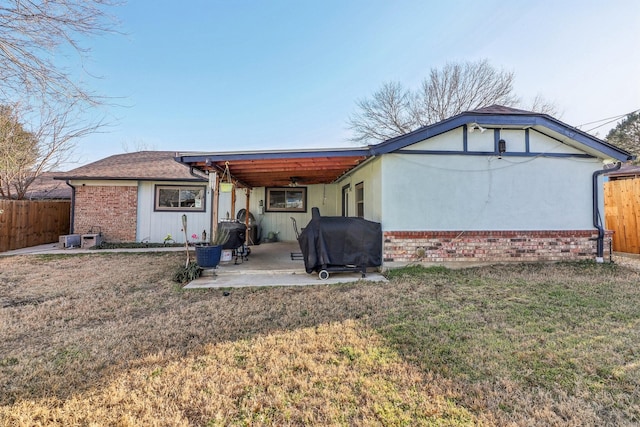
[172,262,201,284]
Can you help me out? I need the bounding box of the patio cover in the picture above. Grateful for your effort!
[175,148,370,188]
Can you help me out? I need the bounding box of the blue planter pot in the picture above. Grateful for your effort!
[195,245,223,268]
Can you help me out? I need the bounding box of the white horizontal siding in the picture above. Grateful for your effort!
[137,181,212,243]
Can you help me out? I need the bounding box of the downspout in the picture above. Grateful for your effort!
[65,180,76,233]
[592,162,621,262]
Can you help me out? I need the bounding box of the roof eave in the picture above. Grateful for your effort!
[371,111,633,162]
[53,176,207,182]
[175,147,372,164]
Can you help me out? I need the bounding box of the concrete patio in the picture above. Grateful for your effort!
[1,240,387,288]
[186,241,387,288]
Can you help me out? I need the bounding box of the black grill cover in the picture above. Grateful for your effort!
[218,221,246,249]
[298,215,382,274]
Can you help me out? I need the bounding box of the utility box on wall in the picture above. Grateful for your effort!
[59,234,81,248]
[81,233,103,249]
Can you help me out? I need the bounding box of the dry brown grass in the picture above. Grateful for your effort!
[1,253,639,426]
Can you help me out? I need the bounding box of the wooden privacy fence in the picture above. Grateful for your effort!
[604,178,640,254]
[0,200,71,252]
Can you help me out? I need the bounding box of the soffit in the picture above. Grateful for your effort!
[180,153,369,188]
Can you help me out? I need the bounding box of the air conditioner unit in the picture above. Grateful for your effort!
[59,234,81,249]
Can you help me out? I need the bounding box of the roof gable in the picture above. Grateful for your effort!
[370,105,633,162]
[55,151,206,181]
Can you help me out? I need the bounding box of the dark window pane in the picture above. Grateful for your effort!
[155,186,206,211]
[159,189,179,207]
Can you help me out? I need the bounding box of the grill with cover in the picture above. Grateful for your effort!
[218,220,249,263]
[297,208,382,279]
[218,221,247,250]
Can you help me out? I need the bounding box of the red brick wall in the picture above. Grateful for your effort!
[383,230,613,263]
[74,185,138,242]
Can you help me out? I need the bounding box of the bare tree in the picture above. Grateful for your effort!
[348,59,558,144]
[412,60,518,126]
[0,104,39,199]
[527,93,559,117]
[0,0,118,104]
[1,101,105,199]
[0,1,119,199]
[122,138,157,153]
[348,82,417,143]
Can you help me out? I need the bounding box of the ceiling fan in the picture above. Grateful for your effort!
[288,176,303,187]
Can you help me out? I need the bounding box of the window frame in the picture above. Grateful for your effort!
[154,185,207,212]
[355,181,364,218]
[265,187,307,213]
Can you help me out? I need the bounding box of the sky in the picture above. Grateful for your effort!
[66,0,640,168]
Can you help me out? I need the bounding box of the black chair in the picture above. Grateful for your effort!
[290,217,303,260]
[291,217,301,239]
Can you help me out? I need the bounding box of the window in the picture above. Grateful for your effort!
[265,187,307,212]
[355,182,364,218]
[155,185,206,211]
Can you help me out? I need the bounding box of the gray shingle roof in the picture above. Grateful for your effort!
[54,151,206,181]
[25,172,72,199]
[606,163,640,178]
[467,105,536,115]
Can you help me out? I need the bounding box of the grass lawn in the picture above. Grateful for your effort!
[1,253,639,426]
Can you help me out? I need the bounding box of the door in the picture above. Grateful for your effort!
[341,184,350,216]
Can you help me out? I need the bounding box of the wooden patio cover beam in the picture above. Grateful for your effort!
[191,155,368,188]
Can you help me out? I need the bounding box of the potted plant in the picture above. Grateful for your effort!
[195,227,230,269]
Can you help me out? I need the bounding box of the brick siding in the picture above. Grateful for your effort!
[383,230,613,263]
[74,185,138,242]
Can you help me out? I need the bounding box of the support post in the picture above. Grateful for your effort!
[231,183,236,219]
[245,189,251,244]
[211,173,219,237]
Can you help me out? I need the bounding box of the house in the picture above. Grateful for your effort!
[24,172,72,200]
[176,106,632,264]
[58,106,633,264]
[606,163,640,181]
[54,151,223,243]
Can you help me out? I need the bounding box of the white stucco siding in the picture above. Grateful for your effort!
[137,181,212,243]
[406,127,464,151]
[335,158,382,223]
[467,128,495,152]
[381,153,602,231]
[500,129,527,152]
[529,131,585,155]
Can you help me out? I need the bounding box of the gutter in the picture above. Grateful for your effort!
[592,162,621,262]
[189,166,209,181]
[65,180,76,233]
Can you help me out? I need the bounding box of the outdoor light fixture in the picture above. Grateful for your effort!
[497,139,507,159]
[468,122,486,133]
